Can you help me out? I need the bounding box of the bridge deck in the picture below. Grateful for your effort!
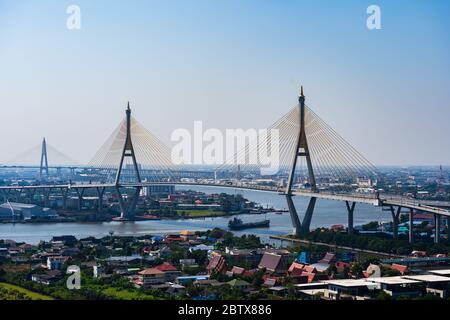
[2,181,450,217]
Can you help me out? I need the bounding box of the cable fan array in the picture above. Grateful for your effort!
[216,104,379,185]
[88,116,174,183]
[5,142,79,166]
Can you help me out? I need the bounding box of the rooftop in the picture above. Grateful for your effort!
[324,279,370,288]
[366,276,420,285]
[428,269,450,276]
[403,275,450,283]
[139,268,164,276]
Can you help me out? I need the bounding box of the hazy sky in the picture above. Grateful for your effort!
[0,0,449,166]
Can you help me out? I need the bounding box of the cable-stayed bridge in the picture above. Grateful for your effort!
[1,88,449,243]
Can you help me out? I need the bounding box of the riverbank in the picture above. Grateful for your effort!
[270,235,408,259]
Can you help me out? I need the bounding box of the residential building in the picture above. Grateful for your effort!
[138,268,166,287]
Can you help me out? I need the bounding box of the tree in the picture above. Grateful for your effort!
[376,290,392,300]
[350,262,363,278]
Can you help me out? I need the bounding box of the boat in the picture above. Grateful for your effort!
[228,217,270,230]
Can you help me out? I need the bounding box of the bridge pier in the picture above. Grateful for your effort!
[302,197,317,234]
[409,208,414,244]
[44,188,52,208]
[61,188,68,210]
[286,195,302,236]
[285,195,316,236]
[434,214,440,244]
[75,188,85,211]
[96,187,105,212]
[117,187,141,220]
[345,201,356,235]
[389,205,401,239]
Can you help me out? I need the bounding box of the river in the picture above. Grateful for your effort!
[0,186,391,244]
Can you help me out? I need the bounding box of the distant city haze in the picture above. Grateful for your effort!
[0,0,449,166]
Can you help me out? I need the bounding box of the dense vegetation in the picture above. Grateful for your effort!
[298,228,450,255]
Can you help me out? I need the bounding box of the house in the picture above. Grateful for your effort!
[176,275,209,285]
[226,248,262,267]
[330,224,345,232]
[32,270,63,285]
[403,275,450,299]
[230,266,245,276]
[269,286,288,297]
[258,252,288,275]
[51,235,77,246]
[193,279,225,288]
[0,247,8,257]
[167,284,186,295]
[297,252,310,264]
[288,262,305,276]
[263,277,278,288]
[324,279,372,300]
[179,259,198,269]
[366,276,421,298]
[227,279,251,291]
[319,252,336,264]
[155,262,182,281]
[138,268,166,287]
[19,243,34,253]
[207,254,227,274]
[179,230,195,241]
[335,261,351,274]
[47,256,69,270]
[189,244,214,252]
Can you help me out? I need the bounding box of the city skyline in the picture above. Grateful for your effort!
[1,0,449,166]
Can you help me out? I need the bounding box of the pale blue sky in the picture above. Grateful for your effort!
[0,0,449,165]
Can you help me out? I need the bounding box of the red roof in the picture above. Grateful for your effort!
[391,264,408,275]
[303,265,317,274]
[156,262,178,272]
[243,269,256,277]
[288,262,304,276]
[231,266,245,275]
[207,255,227,274]
[258,252,288,274]
[139,268,164,276]
[263,277,277,287]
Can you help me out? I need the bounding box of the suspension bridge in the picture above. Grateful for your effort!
[1,88,449,244]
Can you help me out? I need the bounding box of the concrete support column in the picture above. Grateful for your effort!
[301,197,317,234]
[434,214,440,244]
[409,208,414,244]
[96,187,105,212]
[61,188,68,210]
[76,188,85,211]
[286,195,301,237]
[390,206,401,240]
[345,201,356,235]
[44,188,52,208]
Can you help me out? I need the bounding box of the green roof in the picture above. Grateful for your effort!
[227,279,250,287]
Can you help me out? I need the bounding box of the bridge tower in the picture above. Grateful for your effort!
[40,138,49,179]
[115,102,142,219]
[285,87,317,236]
